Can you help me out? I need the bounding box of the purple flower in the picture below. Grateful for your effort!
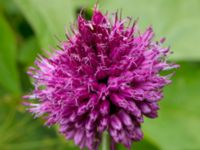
[24,6,178,150]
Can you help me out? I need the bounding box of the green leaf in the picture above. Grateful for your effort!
[143,62,200,150]
[0,97,61,150]
[100,0,200,61]
[0,14,21,95]
[0,95,91,150]
[116,138,159,150]
[14,0,75,49]
[132,138,159,150]
[18,37,40,65]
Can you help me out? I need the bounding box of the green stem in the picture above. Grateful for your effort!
[102,132,110,150]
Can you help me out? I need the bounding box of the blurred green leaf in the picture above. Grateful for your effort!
[18,37,40,65]
[116,138,159,150]
[14,0,75,49]
[100,0,200,61]
[0,97,61,150]
[18,37,40,93]
[0,14,21,95]
[133,138,159,150]
[143,62,200,150]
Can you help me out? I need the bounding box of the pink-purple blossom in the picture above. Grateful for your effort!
[24,6,178,150]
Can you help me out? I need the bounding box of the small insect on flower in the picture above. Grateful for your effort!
[24,5,178,150]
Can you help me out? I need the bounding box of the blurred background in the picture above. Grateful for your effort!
[0,0,200,149]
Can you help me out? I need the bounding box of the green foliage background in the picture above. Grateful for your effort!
[0,0,200,149]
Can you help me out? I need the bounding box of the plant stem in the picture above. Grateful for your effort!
[102,132,109,150]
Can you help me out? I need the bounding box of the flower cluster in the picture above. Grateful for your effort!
[24,6,178,150]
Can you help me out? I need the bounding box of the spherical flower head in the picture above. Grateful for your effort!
[24,6,178,150]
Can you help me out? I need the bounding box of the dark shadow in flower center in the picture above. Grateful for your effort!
[109,100,118,115]
[97,76,109,85]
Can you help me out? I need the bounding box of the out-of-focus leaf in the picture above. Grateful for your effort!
[117,138,159,150]
[0,97,61,150]
[0,0,19,14]
[100,0,200,60]
[70,0,97,8]
[0,14,21,95]
[18,37,40,65]
[143,62,200,150]
[14,0,75,49]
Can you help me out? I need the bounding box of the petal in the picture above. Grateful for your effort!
[100,100,110,116]
[74,129,85,145]
[118,110,133,127]
[110,93,128,109]
[110,115,122,130]
[127,101,141,117]
[92,9,107,25]
[140,103,151,114]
